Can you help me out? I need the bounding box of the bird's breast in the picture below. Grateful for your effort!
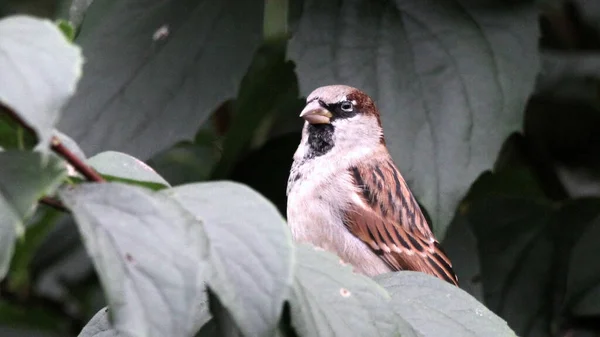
[286,160,391,276]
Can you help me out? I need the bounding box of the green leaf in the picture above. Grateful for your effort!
[0,108,37,150]
[56,18,75,41]
[8,206,63,291]
[79,285,210,337]
[289,244,411,337]
[462,172,600,336]
[565,215,600,316]
[263,0,288,40]
[466,190,554,336]
[64,0,96,29]
[78,307,118,337]
[195,319,218,337]
[442,215,483,302]
[376,272,518,337]
[88,151,170,189]
[229,132,301,215]
[0,299,68,334]
[0,151,67,279]
[58,0,264,160]
[206,289,244,337]
[0,15,82,152]
[289,0,540,236]
[165,181,293,337]
[147,141,219,186]
[59,183,209,337]
[211,36,300,178]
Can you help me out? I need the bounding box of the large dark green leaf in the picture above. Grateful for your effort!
[58,0,264,159]
[0,15,82,152]
[565,216,600,316]
[289,244,412,337]
[0,151,67,279]
[289,0,540,236]
[464,170,555,336]
[442,215,482,302]
[165,181,293,337]
[230,132,301,215]
[0,299,69,334]
[211,38,301,179]
[462,170,600,336]
[7,206,63,291]
[59,183,209,337]
[376,272,517,337]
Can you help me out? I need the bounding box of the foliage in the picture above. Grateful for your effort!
[1,0,600,337]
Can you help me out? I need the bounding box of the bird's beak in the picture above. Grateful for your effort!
[299,100,333,124]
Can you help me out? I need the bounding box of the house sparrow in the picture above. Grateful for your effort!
[286,85,458,286]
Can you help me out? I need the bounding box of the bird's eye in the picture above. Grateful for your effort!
[340,101,353,112]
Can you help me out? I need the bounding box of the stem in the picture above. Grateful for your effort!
[263,0,288,41]
[16,126,24,150]
[50,136,105,182]
[39,197,69,212]
[2,105,104,182]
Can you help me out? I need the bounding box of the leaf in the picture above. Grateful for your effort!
[207,289,244,337]
[229,132,301,215]
[8,206,63,291]
[88,151,170,189]
[56,18,75,41]
[442,215,483,302]
[59,183,209,337]
[66,0,96,28]
[565,215,600,316]
[165,181,293,337]
[462,171,600,336]
[211,37,300,178]
[0,299,69,334]
[289,244,412,337]
[78,307,119,337]
[58,0,264,160]
[0,15,82,152]
[0,151,67,279]
[29,213,83,281]
[289,0,540,236]
[147,141,219,186]
[376,272,517,337]
[465,176,555,336]
[195,320,218,337]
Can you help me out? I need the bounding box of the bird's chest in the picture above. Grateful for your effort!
[286,161,391,276]
[286,161,354,250]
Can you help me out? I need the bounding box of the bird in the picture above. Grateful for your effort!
[286,84,459,286]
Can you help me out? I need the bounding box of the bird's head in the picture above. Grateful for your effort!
[299,85,385,150]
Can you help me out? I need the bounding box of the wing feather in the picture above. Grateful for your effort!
[344,158,459,286]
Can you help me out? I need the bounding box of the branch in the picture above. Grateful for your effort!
[50,136,105,182]
[1,104,105,182]
[39,196,70,212]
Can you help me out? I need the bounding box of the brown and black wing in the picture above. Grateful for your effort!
[344,158,459,286]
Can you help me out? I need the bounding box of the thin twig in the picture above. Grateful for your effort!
[39,197,70,213]
[50,136,105,182]
[1,104,105,183]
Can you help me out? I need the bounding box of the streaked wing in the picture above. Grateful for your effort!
[344,157,459,286]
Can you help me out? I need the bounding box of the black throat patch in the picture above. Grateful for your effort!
[305,124,334,159]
